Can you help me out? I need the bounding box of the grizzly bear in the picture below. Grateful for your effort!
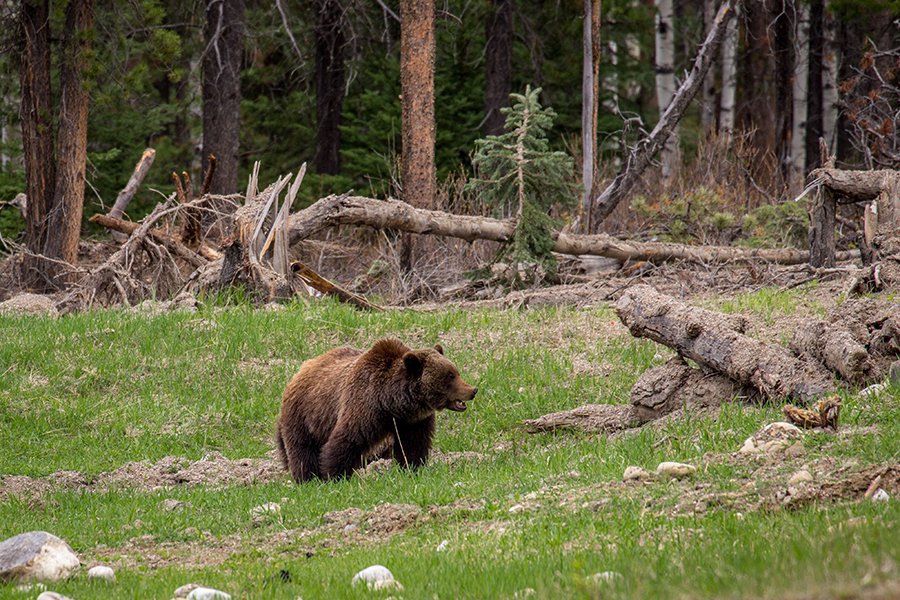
[276,338,477,482]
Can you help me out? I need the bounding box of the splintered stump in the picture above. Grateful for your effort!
[615,285,834,402]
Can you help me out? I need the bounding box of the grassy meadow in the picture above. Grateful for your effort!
[0,294,897,599]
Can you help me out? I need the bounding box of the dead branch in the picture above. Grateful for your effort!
[291,262,382,311]
[109,148,155,220]
[590,0,738,225]
[201,154,217,196]
[288,194,859,266]
[89,213,221,262]
[615,285,834,402]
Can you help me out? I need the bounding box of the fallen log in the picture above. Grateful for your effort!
[789,319,871,383]
[288,194,859,266]
[522,404,639,434]
[291,261,382,311]
[89,214,221,262]
[615,285,834,402]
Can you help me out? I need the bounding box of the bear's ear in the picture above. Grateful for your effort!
[403,352,424,377]
[434,343,444,355]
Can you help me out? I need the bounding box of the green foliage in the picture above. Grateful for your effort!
[741,200,810,248]
[630,186,738,244]
[467,86,578,270]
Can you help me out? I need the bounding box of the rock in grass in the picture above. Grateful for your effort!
[173,583,200,598]
[589,571,623,584]
[0,531,80,582]
[351,565,403,591]
[436,540,449,552]
[739,422,803,455]
[87,565,115,582]
[788,470,813,486]
[186,586,231,600]
[159,499,188,512]
[871,489,890,502]
[623,466,653,482]
[656,462,697,479]
[859,382,887,399]
[36,592,74,600]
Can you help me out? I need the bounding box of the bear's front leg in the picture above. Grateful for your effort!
[319,425,373,480]
[391,414,435,469]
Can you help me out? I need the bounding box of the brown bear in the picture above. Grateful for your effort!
[276,338,477,482]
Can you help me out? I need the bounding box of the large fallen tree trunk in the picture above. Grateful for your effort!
[615,285,834,402]
[288,194,859,266]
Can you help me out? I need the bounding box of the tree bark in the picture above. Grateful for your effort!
[654,0,679,178]
[821,6,838,155]
[701,0,717,137]
[789,1,810,190]
[808,184,835,267]
[19,0,55,289]
[483,0,513,136]
[287,193,859,265]
[773,0,792,185]
[805,0,824,171]
[615,285,834,402]
[314,0,345,175]
[718,1,738,142]
[202,0,245,194]
[399,0,436,270]
[789,319,870,383]
[581,0,599,230]
[591,0,736,226]
[740,0,777,179]
[109,149,156,220]
[42,0,94,286]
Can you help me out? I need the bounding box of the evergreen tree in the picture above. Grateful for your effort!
[467,86,577,271]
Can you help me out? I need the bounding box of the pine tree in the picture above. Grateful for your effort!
[467,86,577,273]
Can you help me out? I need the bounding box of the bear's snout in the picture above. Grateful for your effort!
[469,387,478,400]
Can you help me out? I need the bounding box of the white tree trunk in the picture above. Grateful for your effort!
[822,7,839,155]
[701,0,717,137]
[718,1,739,144]
[789,2,810,190]
[602,40,622,170]
[0,118,8,171]
[581,0,595,230]
[655,0,679,177]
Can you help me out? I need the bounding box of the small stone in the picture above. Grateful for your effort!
[343,524,358,535]
[173,583,200,598]
[788,470,813,486]
[159,499,188,512]
[784,443,805,458]
[250,502,281,517]
[871,489,890,502]
[36,592,73,600]
[351,565,402,591]
[436,540,449,552]
[0,531,80,583]
[623,466,652,482]
[739,422,803,455]
[87,565,116,582]
[888,361,900,385]
[590,571,623,584]
[187,586,231,600]
[859,383,887,399]
[0,293,58,317]
[513,588,536,599]
[656,462,697,479]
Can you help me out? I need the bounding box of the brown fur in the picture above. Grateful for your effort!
[276,338,477,482]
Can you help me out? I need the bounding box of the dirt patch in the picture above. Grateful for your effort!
[88,532,243,570]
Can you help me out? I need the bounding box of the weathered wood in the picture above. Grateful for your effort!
[291,262,382,311]
[808,185,835,267]
[522,404,639,434]
[109,149,156,220]
[789,318,870,383]
[615,285,834,402]
[89,214,220,264]
[288,194,859,266]
[590,0,737,225]
[784,396,841,430]
[810,168,899,202]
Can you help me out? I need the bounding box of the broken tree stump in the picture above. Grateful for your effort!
[615,285,834,402]
[789,319,871,383]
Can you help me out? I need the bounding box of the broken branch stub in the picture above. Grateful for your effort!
[615,285,834,402]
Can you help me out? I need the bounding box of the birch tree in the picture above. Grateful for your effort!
[654,0,678,178]
[789,1,810,190]
[581,0,601,231]
[718,2,738,144]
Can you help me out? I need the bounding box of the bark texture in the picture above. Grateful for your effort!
[286,194,858,265]
[109,149,156,219]
[484,0,513,136]
[805,0,824,170]
[615,285,834,402]
[740,0,777,179]
[314,0,345,175]
[654,0,679,177]
[19,0,55,289]
[789,2,810,190]
[718,1,738,140]
[202,0,245,194]
[789,319,871,383]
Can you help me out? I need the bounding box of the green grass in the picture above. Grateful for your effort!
[1,299,898,599]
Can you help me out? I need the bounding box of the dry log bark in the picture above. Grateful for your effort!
[789,319,871,383]
[288,194,859,266]
[291,261,382,311]
[615,285,834,402]
[522,404,639,434]
[89,214,221,262]
[108,148,155,220]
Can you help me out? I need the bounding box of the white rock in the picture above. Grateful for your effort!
[173,583,200,598]
[36,592,73,600]
[590,571,623,584]
[187,586,231,600]
[436,540,449,552]
[513,588,536,599]
[739,422,803,455]
[15,582,46,593]
[788,470,813,486]
[623,466,652,482]
[351,565,402,591]
[859,383,887,399]
[87,565,116,582]
[250,502,281,517]
[656,462,697,479]
[871,489,890,502]
[0,531,80,582]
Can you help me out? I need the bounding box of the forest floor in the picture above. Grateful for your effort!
[0,285,898,599]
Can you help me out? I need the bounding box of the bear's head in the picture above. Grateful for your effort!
[403,344,477,412]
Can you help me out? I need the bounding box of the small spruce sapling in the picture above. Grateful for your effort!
[466,86,578,282]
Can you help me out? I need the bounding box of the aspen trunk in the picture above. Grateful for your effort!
[718,2,738,142]
[654,0,679,178]
[821,7,839,155]
[789,2,810,191]
[701,0,717,137]
[581,0,598,230]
